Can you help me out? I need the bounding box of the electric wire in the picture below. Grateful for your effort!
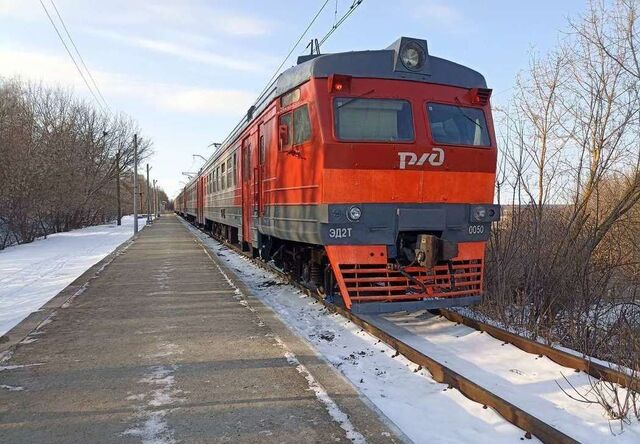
[48,0,109,109]
[318,0,364,47]
[256,0,331,100]
[38,0,106,111]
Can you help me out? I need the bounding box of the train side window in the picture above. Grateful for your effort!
[221,163,226,190]
[226,158,232,188]
[232,152,237,186]
[278,113,292,150]
[293,105,311,145]
[280,88,300,107]
[215,167,220,192]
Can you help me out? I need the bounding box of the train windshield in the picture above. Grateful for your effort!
[427,103,490,147]
[334,98,414,142]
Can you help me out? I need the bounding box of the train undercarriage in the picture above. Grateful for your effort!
[186,215,484,314]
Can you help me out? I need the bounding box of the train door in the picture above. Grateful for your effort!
[241,135,253,248]
[197,176,204,225]
[257,123,265,216]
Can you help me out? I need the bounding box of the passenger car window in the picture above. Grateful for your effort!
[226,158,232,188]
[427,103,490,146]
[333,98,414,142]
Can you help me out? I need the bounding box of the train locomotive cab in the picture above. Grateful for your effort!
[182,37,500,314]
[307,37,501,313]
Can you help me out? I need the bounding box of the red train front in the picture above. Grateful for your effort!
[176,37,500,313]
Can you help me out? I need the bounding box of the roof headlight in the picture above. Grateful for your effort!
[400,42,425,71]
[473,206,487,221]
[347,206,362,221]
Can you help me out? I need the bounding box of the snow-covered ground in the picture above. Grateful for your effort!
[0,216,148,337]
[185,221,640,443]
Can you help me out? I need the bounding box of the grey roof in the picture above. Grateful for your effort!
[191,37,487,181]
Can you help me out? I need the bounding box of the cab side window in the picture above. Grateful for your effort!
[293,105,311,145]
[278,104,311,150]
[278,113,292,151]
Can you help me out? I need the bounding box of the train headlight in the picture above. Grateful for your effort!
[400,42,425,71]
[347,206,362,221]
[472,206,487,221]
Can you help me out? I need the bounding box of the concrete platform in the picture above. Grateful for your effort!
[0,216,402,443]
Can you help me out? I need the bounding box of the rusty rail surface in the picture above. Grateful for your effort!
[183,218,581,443]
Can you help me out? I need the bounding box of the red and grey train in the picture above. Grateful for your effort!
[175,37,500,313]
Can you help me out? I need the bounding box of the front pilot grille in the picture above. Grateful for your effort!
[338,260,483,303]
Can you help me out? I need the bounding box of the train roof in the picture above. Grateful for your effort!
[189,37,487,183]
[289,36,486,91]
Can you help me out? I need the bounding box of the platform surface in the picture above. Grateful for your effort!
[0,216,399,443]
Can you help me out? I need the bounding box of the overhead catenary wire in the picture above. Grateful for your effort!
[47,0,109,110]
[255,0,331,100]
[38,0,106,111]
[318,0,364,47]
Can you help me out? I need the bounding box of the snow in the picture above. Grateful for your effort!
[185,221,640,443]
[123,342,185,444]
[0,216,148,337]
[185,222,534,443]
[381,311,640,443]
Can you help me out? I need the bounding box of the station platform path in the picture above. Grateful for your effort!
[0,215,401,444]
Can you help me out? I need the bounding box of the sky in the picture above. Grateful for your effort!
[0,0,588,198]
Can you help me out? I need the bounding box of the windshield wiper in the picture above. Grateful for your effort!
[452,99,483,129]
[335,89,376,109]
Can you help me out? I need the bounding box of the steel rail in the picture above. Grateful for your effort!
[182,217,583,443]
[434,308,638,391]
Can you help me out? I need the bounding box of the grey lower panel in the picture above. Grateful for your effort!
[257,203,497,246]
[351,295,481,314]
[258,205,326,244]
[204,205,242,229]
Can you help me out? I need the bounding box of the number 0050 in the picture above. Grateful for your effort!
[468,225,485,235]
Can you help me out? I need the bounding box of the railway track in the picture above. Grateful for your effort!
[184,216,637,443]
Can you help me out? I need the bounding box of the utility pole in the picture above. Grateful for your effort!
[146,164,152,224]
[153,179,158,217]
[133,134,138,234]
[116,148,122,226]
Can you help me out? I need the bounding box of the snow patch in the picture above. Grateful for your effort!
[0,215,149,336]
[273,335,367,444]
[123,342,185,444]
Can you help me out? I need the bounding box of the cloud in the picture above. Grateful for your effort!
[0,49,83,87]
[215,15,273,37]
[90,30,268,73]
[0,48,255,116]
[0,0,42,21]
[156,88,254,114]
[141,2,273,37]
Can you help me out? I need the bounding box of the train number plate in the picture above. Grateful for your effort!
[468,224,485,235]
[329,228,352,239]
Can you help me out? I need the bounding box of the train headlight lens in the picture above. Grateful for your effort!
[400,42,425,71]
[473,206,487,221]
[347,206,362,221]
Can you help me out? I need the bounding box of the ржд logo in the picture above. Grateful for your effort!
[398,148,445,169]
